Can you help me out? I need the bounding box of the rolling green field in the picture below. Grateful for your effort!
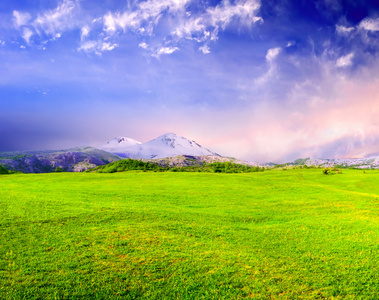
[1,169,379,299]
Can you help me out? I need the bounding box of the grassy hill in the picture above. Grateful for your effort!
[1,169,379,299]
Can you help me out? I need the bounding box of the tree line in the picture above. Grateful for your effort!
[88,159,265,173]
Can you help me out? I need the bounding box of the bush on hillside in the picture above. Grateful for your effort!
[89,159,166,173]
[0,164,9,174]
[322,167,341,175]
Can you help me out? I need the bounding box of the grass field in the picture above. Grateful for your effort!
[1,169,379,299]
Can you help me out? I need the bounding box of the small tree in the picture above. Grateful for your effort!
[0,164,8,174]
[322,167,341,175]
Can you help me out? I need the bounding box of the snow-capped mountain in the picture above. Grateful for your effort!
[99,137,142,153]
[99,133,219,159]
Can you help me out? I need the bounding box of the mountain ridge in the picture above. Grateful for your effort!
[98,132,220,159]
[289,156,379,169]
[0,147,121,173]
[2,132,379,173]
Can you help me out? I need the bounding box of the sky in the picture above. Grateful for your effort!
[1,0,379,163]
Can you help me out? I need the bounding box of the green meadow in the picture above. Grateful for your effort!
[1,169,379,299]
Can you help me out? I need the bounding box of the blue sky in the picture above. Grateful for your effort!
[1,0,379,162]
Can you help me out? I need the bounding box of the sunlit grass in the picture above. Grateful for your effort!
[1,169,379,299]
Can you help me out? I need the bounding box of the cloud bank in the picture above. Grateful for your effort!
[11,0,262,56]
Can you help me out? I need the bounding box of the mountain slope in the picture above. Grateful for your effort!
[290,156,379,169]
[100,133,220,159]
[0,147,121,173]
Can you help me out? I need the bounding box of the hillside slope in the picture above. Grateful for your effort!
[0,147,121,173]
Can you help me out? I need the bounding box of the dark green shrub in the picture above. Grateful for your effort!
[0,164,8,174]
[323,167,341,175]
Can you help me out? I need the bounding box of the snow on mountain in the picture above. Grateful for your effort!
[99,137,142,153]
[99,133,219,159]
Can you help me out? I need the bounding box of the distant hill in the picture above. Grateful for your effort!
[289,156,379,169]
[144,155,258,168]
[0,147,121,173]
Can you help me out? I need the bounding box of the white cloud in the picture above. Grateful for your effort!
[358,18,379,32]
[336,52,354,67]
[154,46,179,57]
[78,40,97,52]
[138,0,189,18]
[101,42,118,51]
[10,0,263,57]
[286,41,295,47]
[0,40,5,46]
[103,11,140,33]
[92,17,102,24]
[81,26,90,41]
[254,47,281,86]
[336,25,354,35]
[78,40,118,54]
[173,17,206,39]
[199,45,211,54]
[174,0,262,43]
[12,0,85,49]
[103,0,190,34]
[13,11,31,28]
[34,0,79,35]
[22,27,34,44]
[266,47,281,62]
[101,0,261,57]
[207,0,262,29]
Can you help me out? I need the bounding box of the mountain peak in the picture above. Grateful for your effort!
[99,136,142,152]
[113,137,141,145]
[158,132,179,138]
[150,133,200,150]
